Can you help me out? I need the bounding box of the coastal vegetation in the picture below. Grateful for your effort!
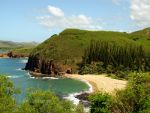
[1,27,150,113]
[79,40,150,78]
[89,72,150,113]
[25,28,150,77]
[0,75,85,113]
[0,72,149,113]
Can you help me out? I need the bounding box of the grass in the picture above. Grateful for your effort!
[31,28,150,69]
[32,30,133,59]
[129,27,150,55]
[12,47,35,55]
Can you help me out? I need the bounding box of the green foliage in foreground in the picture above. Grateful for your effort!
[0,75,85,113]
[0,73,150,113]
[0,76,19,113]
[89,73,150,113]
[16,90,82,113]
[89,93,111,113]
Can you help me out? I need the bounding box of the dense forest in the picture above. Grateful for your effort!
[79,40,150,78]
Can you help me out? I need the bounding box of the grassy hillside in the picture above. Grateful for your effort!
[12,47,34,55]
[129,27,150,55]
[31,28,150,65]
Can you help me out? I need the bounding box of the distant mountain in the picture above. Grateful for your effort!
[0,40,38,48]
[0,40,38,55]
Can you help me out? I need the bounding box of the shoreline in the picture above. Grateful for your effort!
[0,56,28,58]
[27,71,127,108]
[28,71,127,94]
[0,53,29,58]
[64,74,95,92]
[64,74,127,94]
[63,74,127,111]
[27,71,92,106]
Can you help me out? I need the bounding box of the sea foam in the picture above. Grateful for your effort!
[63,79,93,105]
[20,59,28,63]
[7,76,22,78]
[26,72,59,80]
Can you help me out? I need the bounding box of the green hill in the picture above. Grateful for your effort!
[0,40,38,55]
[25,28,150,75]
[31,28,150,61]
[129,27,150,54]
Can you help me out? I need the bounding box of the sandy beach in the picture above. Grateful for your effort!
[64,74,127,94]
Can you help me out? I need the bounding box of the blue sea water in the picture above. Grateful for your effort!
[0,58,89,103]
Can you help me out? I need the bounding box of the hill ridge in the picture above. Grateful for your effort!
[25,27,150,76]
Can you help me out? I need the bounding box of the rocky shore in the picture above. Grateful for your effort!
[25,56,73,77]
[29,71,64,78]
[63,74,127,109]
[0,51,28,58]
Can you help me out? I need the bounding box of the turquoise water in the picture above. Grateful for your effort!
[0,58,89,103]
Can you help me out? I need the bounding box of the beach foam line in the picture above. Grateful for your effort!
[26,72,59,80]
[63,78,93,112]
[79,79,93,93]
[7,76,22,78]
[63,78,93,105]
[16,68,25,71]
[20,59,28,63]
[42,77,59,80]
[64,92,81,105]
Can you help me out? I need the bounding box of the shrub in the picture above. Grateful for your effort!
[79,64,98,75]
[0,75,19,113]
[89,73,150,113]
[89,92,112,113]
[0,76,86,113]
[110,73,150,113]
[17,90,86,113]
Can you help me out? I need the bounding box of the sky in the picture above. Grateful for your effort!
[0,0,150,42]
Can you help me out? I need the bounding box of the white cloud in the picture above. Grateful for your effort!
[48,5,64,17]
[37,5,102,30]
[130,0,150,27]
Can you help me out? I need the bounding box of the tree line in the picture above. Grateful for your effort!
[79,40,150,77]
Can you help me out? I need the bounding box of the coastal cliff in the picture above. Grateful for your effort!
[25,55,72,76]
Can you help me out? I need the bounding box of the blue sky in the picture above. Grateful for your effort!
[0,0,149,42]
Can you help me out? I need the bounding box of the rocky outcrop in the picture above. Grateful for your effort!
[7,51,28,58]
[25,56,72,77]
[0,53,9,58]
[0,51,28,58]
